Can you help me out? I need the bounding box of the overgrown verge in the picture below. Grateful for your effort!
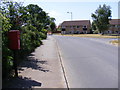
[1,0,55,79]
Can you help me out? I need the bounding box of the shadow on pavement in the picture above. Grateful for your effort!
[18,53,49,72]
[2,53,49,89]
[2,76,42,89]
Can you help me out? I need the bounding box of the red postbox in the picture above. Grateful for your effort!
[8,30,20,50]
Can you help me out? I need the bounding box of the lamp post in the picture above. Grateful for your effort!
[67,12,72,21]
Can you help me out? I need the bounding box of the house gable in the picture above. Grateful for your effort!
[61,20,91,34]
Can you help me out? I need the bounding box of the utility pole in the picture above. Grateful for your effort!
[67,12,72,21]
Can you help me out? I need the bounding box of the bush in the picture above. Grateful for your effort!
[39,32,47,39]
[2,13,14,78]
[1,0,51,79]
[93,30,100,34]
[41,28,47,34]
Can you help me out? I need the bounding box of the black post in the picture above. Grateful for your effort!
[13,50,18,77]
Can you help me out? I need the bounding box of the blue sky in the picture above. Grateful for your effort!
[20,0,119,26]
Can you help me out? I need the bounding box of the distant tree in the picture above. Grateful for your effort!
[49,17,56,32]
[92,21,97,31]
[50,22,56,32]
[50,17,56,22]
[91,4,112,34]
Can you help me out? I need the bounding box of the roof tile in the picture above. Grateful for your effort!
[61,20,91,26]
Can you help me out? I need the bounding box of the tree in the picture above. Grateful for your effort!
[1,0,56,78]
[2,1,23,30]
[25,4,52,31]
[92,21,96,31]
[1,6,13,78]
[50,22,56,32]
[49,17,56,32]
[91,4,112,34]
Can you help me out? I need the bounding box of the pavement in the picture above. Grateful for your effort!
[3,35,67,88]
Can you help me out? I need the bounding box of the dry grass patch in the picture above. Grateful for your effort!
[53,33,61,35]
[63,34,120,39]
[109,40,120,46]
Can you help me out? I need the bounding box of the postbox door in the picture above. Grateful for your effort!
[8,30,20,50]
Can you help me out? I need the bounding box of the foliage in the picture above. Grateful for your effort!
[1,11,14,78]
[50,22,56,32]
[92,21,96,30]
[1,0,55,78]
[93,30,100,34]
[91,4,112,34]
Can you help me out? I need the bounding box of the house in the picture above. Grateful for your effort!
[60,20,91,34]
[108,19,120,34]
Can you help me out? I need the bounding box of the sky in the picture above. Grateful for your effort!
[13,0,119,26]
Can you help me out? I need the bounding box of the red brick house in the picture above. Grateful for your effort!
[60,20,91,34]
[108,19,120,34]
[60,19,120,34]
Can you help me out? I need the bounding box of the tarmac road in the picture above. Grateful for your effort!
[53,35,118,88]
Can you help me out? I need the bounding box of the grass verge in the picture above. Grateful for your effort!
[61,34,120,39]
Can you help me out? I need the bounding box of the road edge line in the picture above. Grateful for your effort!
[53,36,70,90]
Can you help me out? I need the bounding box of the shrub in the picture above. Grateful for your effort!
[41,28,47,34]
[1,0,52,78]
[1,13,14,78]
[93,30,100,34]
[39,32,47,39]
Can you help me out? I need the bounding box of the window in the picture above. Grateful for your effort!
[77,26,80,28]
[83,25,87,30]
[70,26,72,29]
[115,25,118,28]
[73,26,76,28]
[112,25,115,27]
[62,26,66,28]
[83,25,87,28]
[118,25,120,28]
